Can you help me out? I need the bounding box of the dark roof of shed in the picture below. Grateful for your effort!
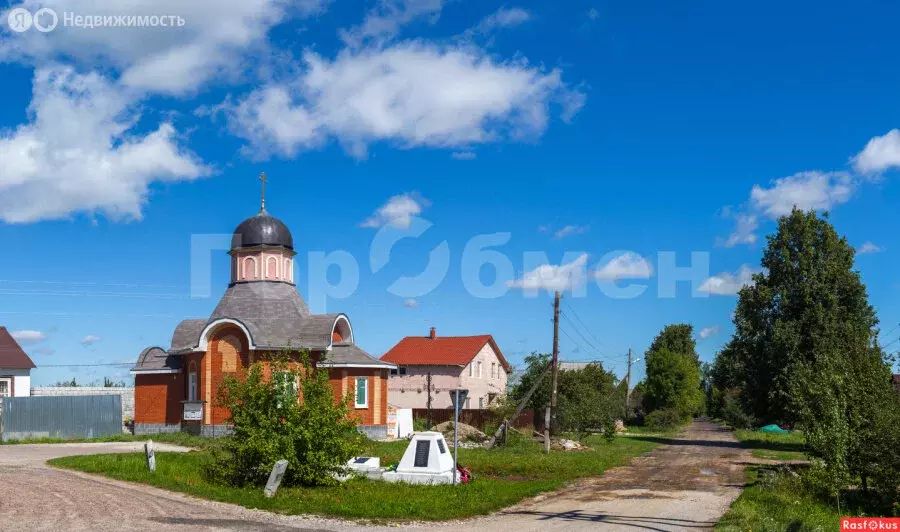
[0,327,36,369]
[325,343,395,368]
[132,346,181,372]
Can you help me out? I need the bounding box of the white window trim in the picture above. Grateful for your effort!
[354,377,368,409]
[478,361,483,378]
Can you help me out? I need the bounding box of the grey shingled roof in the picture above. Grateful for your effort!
[325,343,395,368]
[165,281,369,355]
[170,319,206,353]
[132,346,181,373]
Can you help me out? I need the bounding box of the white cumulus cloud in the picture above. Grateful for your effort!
[750,171,855,219]
[852,129,900,174]
[0,0,328,95]
[699,326,720,340]
[81,335,102,347]
[594,252,653,280]
[225,42,584,158]
[857,241,883,254]
[0,67,208,223]
[508,253,589,292]
[553,225,589,239]
[699,265,757,296]
[11,330,47,344]
[361,193,429,229]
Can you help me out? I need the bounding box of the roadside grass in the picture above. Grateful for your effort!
[0,431,212,449]
[48,433,658,521]
[716,468,842,531]
[732,429,807,461]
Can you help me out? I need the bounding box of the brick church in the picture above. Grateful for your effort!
[131,176,395,438]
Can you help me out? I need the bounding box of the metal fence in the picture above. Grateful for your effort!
[0,395,123,442]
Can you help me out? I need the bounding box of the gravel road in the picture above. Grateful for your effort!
[0,419,750,531]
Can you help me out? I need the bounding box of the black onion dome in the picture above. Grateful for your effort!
[231,212,293,250]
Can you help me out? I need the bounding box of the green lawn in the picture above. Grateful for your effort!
[48,434,658,521]
[1,431,212,449]
[733,429,807,461]
[716,468,842,531]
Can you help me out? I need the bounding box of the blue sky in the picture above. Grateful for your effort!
[2,0,900,386]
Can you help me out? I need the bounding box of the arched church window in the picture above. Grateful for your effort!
[243,257,257,280]
[267,257,278,280]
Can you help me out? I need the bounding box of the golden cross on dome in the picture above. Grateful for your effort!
[259,172,268,213]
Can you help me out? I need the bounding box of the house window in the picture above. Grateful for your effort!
[188,371,197,401]
[468,362,473,377]
[478,361,483,378]
[0,378,10,398]
[390,368,397,376]
[491,363,496,378]
[399,366,407,376]
[274,372,297,402]
[464,397,470,409]
[355,377,368,408]
[478,397,484,409]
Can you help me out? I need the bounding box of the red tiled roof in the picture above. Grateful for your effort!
[0,327,37,369]
[380,334,511,373]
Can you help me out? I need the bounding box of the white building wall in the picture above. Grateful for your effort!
[458,343,509,409]
[0,368,32,396]
[13,374,30,397]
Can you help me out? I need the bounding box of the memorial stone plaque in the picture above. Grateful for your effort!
[264,459,289,498]
[413,440,430,468]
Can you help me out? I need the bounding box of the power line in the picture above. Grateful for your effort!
[559,312,607,356]
[37,362,135,367]
[562,301,608,350]
[882,322,900,340]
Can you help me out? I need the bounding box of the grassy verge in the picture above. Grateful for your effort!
[1,431,212,449]
[716,468,842,531]
[732,429,807,461]
[49,434,657,521]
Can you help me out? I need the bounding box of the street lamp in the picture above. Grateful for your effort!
[449,388,469,485]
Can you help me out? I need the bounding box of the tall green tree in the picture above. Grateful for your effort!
[643,324,704,418]
[723,208,897,498]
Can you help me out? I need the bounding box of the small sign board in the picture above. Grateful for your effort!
[264,459,289,498]
[144,440,156,472]
[183,402,203,421]
[449,389,468,411]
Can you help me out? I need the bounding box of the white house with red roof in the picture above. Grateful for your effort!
[0,327,36,399]
[380,328,511,410]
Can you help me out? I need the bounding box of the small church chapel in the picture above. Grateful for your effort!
[132,174,395,438]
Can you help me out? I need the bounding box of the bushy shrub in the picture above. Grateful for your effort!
[644,408,684,431]
[205,351,364,487]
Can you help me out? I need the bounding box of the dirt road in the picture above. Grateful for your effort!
[456,418,752,531]
[0,420,750,531]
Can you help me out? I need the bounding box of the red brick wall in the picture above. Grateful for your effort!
[134,334,389,428]
[134,373,183,424]
[327,368,388,426]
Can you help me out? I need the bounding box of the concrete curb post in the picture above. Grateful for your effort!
[264,460,289,498]
[144,440,156,472]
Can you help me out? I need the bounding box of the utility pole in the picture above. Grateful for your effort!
[624,348,632,416]
[545,290,561,453]
[426,372,433,429]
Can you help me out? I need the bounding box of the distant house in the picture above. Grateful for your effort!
[0,327,36,399]
[380,328,511,410]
